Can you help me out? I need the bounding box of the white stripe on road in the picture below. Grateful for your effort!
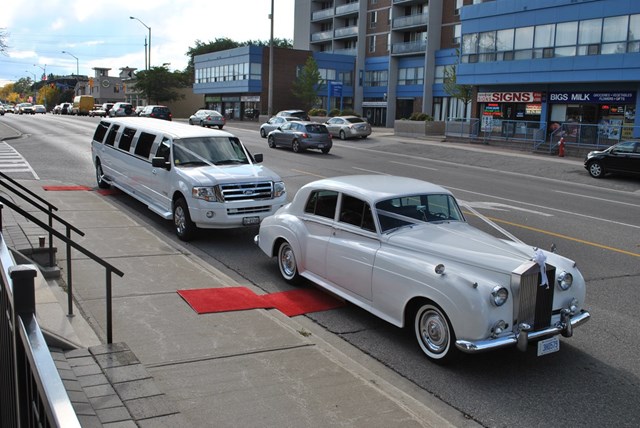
[0,142,39,179]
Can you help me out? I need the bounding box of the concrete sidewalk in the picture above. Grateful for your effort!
[1,179,475,427]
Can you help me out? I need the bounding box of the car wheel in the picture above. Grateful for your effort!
[321,148,330,154]
[218,125,223,129]
[361,135,368,139]
[339,130,347,140]
[95,160,110,189]
[173,198,196,241]
[188,119,193,125]
[278,241,300,284]
[199,120,205,127]
[414,302,459,364]
[588,161,604,178]
[292,140,302,153]
[268,135,276,148]
[260,128,267,138]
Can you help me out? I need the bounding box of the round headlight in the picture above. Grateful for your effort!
[491,286,509,306]
[557,271,573,290]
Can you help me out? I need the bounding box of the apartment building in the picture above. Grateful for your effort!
[456,0,640,135]
[294,0,473,126]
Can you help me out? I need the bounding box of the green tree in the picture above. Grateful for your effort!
[291,56,321,112]
[443,64,474,119]
[133,66,189,104]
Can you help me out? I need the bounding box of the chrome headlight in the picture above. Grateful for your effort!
[491,286,509,306]
[192,186,219,202]
[557,271,573,290]
[274,181,286,198]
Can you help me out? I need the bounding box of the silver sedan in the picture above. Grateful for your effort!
[259,116,297,138]
[325,115,372,140]
[189,110,225,129]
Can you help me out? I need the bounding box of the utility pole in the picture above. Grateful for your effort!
[268,0,274,117]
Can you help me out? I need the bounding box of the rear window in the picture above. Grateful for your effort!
[93,122,110,143]
[347,117,365,124]
[304,190,338,219]
[305,124,328,134]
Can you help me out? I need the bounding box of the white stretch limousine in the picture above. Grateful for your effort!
[91,118,287,240]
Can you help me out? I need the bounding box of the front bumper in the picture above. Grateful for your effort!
[455,309,590,354]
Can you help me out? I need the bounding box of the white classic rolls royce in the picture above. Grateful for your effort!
[254,175,590,363]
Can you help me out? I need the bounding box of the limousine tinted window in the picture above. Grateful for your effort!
[105,125,120,146]
[93,122,109,143]
[118,127,136,152]
[134,132,156,158]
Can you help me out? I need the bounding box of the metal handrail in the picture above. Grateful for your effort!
[0,171,84,268]
[0,197,123,343]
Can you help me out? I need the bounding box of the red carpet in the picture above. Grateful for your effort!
[43,185,92,191]
[177,286,344,317]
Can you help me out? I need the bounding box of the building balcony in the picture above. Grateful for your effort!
[335,2,359,17]
[334,26,359,39]
[311,30,335,42]
[332,48,357,56]
[393,0,426,5]
[312,8,334,21]
[392,13,428,30]
[391,40,427,55]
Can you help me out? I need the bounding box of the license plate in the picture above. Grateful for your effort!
[242,216,261,226]
[537,336,560,356]
[318,144,324,148]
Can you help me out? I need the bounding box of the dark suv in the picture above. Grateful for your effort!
[139,105,172,121]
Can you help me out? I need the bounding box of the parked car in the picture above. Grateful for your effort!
[259,116,297,138]
[325,115,372,140]
[60,102,72,115]
[100,103,115,116]
[188,109,225,129]
[52,104,61,114]
[135,106,145,116]
[34,104,46,114]
[584,140,640,178]
[89,106,107,117]
[255,175,590,363]
[276,109,310,121]
[0,105,4,115]
[108,102,134,117]
[139,105,172,121]
[17,103,36,114]
[267,121,332,154]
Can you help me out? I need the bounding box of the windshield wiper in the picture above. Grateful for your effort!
[176,160,208,167]
[214,159,245,165]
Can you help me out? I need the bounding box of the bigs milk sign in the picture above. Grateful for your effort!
[477,92,542,103]
[549,92,636,103]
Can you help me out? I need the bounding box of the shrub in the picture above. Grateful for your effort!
[409,112,434,121]
[328,108,341,117]
[309,108,327,116]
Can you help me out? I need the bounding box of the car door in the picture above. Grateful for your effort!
[300,189,339,279]
[325,193,379,301]
[325,118,338,136]
[145,136,174,215]
[274,122,294,146]
[605,141,636,173]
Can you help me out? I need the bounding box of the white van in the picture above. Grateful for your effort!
[91,117,287,240]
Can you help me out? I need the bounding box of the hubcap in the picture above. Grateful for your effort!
[175,206,186,234]
[280,245,296,278]
[420,310,449,354]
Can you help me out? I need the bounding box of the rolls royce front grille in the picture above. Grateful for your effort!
[512,261,556,331]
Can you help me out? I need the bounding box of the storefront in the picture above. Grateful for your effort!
[547,91,636,139]
[477,91,543,138]
[204,94,262,121]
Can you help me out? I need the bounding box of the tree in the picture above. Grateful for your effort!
[133,66,189,104]
[443,64,474,120]
[36,84,60,109]
[291,56,321,113]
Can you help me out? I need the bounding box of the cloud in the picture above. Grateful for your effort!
[50,18,65,31]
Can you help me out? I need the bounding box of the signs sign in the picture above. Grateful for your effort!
[477,92,542,103]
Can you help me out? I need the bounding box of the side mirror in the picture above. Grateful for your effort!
[151,157,170,169]
[253,153,263,163]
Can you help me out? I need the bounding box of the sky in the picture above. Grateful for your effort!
[0,0,295,87]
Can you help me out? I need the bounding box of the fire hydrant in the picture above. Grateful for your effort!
[558,137,565,157]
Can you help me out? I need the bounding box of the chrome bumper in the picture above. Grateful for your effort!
[455,309,591,354]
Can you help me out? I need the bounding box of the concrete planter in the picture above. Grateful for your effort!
[394,120,445,138]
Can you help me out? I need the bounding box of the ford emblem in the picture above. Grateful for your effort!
[243,190,255,196]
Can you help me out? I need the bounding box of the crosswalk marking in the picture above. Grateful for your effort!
[0,142,39,179]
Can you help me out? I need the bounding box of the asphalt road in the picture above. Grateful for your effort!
[2,113,639,427]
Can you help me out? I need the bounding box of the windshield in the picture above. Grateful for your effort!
[172,136,251,166]
[375,194,464,233]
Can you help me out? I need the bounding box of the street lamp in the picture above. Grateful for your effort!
[268,0,274,117]
[61,50,79,76]
[130,16,151,70]
[34,64,48,109]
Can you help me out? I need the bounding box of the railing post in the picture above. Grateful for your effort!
[66,227,73,317]
[106,270,113,344]
[10,264,38,428]
[0,203,3,231]
[48,206,54,267]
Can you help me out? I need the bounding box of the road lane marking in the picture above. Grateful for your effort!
[554,190,640,208]
[0,142,39,179]
[477,215,640,258]
[352,167,390,175]
[390,160,438,171]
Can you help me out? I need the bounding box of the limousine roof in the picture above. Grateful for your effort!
[101,117,234,139]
